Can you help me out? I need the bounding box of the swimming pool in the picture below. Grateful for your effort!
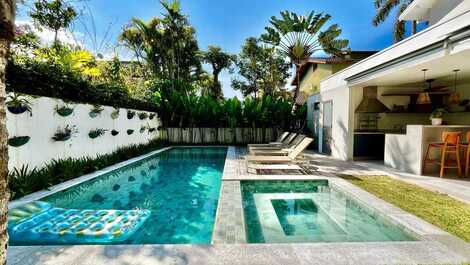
[9,147,227,245]
[241,180,416,243]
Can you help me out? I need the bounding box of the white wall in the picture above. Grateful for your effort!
[6,94,160,170]
[319,84,353,160]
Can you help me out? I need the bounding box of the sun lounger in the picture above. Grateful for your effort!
[249,135,306,154]
[248,132,295,149]
[247,163,305,174]
[246,137,313,163]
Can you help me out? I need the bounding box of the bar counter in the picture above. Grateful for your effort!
[384,125,470,175]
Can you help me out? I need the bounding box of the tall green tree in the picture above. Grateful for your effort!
[0,0,15,264]
[232,37,290,98]
[119,0,201,85]
[29,0,77,44]
[202,45,234,99]
[261,11,348,106]
[372,0,415,42]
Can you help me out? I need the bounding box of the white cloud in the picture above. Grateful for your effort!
[16,20,81,47]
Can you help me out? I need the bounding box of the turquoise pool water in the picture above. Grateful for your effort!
[10,147,227,245]
[241,180,416,243]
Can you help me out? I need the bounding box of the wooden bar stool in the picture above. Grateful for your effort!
[423,131,462,178]
[460,131,470,177]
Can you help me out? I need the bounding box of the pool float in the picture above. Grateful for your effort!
[8,201,151,244]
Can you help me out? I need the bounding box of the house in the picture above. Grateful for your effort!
[314,0,470,175]
[296,52,376,144]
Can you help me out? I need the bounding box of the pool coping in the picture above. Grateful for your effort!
[7,146,470,265]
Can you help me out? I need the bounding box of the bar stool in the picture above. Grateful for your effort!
[460,131,470,177]
[423,131,462,178]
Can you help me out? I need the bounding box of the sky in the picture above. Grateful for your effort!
[17,0,399,98]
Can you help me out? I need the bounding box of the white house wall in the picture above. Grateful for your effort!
[319,85,352,160]
[6,94,160,170]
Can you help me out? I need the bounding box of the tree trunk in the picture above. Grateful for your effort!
[292,64,301,110]
[0,1,15,263]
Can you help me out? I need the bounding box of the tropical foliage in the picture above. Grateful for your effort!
[155,91,306,129]
[372,0,415,42]
[232,37,291,98]
[261,11,349,105]
[202,45,235,99]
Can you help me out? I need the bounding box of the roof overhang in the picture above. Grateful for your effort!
[399,0,439,22]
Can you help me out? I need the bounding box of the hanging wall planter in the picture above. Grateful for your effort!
[8,136,30,147]
[127,129,134,135]
[111,108,120,119]
[89,104,104,118]
[89,128,106,139]
[7,93,32,116]
[127,110,136,119]
[140,126,146,133]
[55,105,74,117]
[149,113,155,120]
[111,130,119,136]
[52,125,78,142]
[148,127,156,133]
[138,112,148,120]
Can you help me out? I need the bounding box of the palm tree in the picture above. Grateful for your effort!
[0,1,15,263]
[261,11,349,107]
[372,0,416,42]
[202,45,235,99]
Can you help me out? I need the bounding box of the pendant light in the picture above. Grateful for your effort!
[417,69,431,105]
[448,69,460,105]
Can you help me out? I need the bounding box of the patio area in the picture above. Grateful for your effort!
[8,146,470,265]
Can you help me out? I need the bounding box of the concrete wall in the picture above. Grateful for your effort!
[6,94,160,170]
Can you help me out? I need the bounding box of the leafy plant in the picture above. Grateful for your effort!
[127,129,134,135]
[149,113,156,120]
[111,129,119,136]
[8,138,168,199]
[55,104,74,117]
[89,104,104,118]
[127,110,136,119]
[88,128,107,139]
[261,10,348,106]
[430,108,447,119]
[6,93,32,115]
[52,125,78,141]
[8,136,31,147]
[138,112,148,120]
[111,108,120,119]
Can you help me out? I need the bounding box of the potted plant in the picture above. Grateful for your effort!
[55,104,74,117]
[8,136,30,147]
[111,129,119,136]
[127,110,136,119]
[6,93,32,115]
[127,129,134,135]
[140,126,146,133]
[89,104,104,118]
[88,128,107,139]
[430,108,447,125]
[52,125,78,141]
[138,112,148,120]
[111,108,120,119]
[149,113,156,120]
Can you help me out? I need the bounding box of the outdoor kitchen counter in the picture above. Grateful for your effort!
[384,125,470,175]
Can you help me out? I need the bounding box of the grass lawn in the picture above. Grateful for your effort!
[342,175,470,243]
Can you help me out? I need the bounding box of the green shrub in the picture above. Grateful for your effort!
[8,138,168,199]
[6,59,157,111]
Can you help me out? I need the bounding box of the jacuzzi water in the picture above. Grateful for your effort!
[10,147,227,245]
[241,180,416,243]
